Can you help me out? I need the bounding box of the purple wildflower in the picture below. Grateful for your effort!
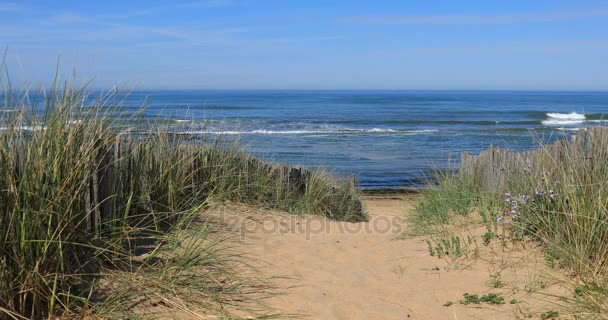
[511,200,519,210]
[549,189,557,199]
[496,215,504,223]
[509,209,518,216]
[535,186,543,196]
[521,194,531,204]
[554,179,560,185]
[504,192,512,204]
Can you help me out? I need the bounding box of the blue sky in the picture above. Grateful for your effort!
[1,0,608,90]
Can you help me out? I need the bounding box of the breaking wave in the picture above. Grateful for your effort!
[181,128,438,135]
[542,112,586,126]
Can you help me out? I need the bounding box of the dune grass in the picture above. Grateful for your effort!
[411,132,608,318]
[0,76,364,319]
[410,170,482,235]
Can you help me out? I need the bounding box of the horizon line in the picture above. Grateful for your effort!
[94,88,608,92]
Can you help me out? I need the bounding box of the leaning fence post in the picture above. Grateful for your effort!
[85,181,92,233]
[349,175,356,189]
[92,172,101,238]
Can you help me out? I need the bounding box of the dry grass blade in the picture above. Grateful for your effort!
[0,69,364,319]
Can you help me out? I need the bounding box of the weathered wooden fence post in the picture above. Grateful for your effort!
[458,128,608,194]
[349,175,356,189]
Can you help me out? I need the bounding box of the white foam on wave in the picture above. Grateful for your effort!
[546,112,586,120]
[557,127,584,132]
[403,129,438,134]
[365,128,396,133]
[180,128,439,135]
[542,119,585,126]
[542,112,586,126]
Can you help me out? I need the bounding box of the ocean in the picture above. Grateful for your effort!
[31,90,608,189]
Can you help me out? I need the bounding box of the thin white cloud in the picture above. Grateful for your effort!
[261,35,342,44]
[366,39,608,57]
[178,0,237,8]
[49,13,89,25]
[342,8,608,25]
[0,2,20,12]
[99,10,155,20]
[0,17,248,49]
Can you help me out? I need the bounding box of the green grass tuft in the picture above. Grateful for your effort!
[0,73,364,319]
[415,129,608,317]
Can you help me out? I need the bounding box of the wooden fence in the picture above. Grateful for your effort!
[459,127,608,192]
[82,136,358,236]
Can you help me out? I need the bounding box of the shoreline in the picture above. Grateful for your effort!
[360,188,422,196]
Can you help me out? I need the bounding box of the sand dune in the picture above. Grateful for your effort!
[207,195,564,320]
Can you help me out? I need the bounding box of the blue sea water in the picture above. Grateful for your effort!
[32,90,608,189]
[108,90,608,189]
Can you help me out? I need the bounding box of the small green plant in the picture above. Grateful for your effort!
[479,201,501,246]
[540,310,559,319]
[510,299,519,304]
[482,230,497,246]
[482,293,505,305]
[459,293,505,305]
[434,242,445,258]
[427,236,471,260]
[460,293,481,305]
[443,236,462,258]
[489,273,504,288]
[443,301,453,307]
[426,239,434,256]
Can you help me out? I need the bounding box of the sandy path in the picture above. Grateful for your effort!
[218,195,557,320]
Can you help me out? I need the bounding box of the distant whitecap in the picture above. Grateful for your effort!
[543,112,586,126]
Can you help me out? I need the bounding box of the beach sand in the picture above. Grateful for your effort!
[209,194,565,320]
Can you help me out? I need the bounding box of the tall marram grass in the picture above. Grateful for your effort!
[413,130,608,318]
[0,78,364,319]
[411,170,481,233]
